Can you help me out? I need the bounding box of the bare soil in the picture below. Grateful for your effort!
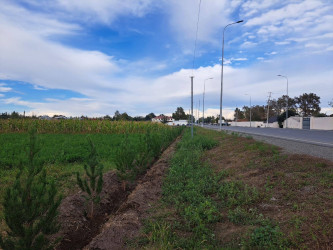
[84,136,179,249]
[54,137,179,250]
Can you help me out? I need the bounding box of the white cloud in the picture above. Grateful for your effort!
[241,41,257,48]
[164,0,242,46]
[275,41,290,45]
[0,84,12,92]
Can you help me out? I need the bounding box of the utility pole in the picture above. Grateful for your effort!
[198,99,200,125]
[191,76,194,138]
[266,92,272,127]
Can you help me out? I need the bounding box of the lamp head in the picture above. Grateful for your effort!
[236,20,244,23]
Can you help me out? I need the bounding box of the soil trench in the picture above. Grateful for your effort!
[84,137,180,250]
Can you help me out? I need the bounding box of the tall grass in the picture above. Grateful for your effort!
[0,119,170,134]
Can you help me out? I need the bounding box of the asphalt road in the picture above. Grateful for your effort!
[202,125,333,161]
[204,125,333,147]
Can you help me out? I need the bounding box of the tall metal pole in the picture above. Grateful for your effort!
[202,84,205,127]
[266,92,272,127]
[220,20,243,131]
[277,75,289,128]
[198,99,200,124]
[245,93,251,127]
[191,76,194,138]
[250,95,252,128]
[202,77,213,127]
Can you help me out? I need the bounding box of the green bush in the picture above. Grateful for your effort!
[76,138,103,218]
[245,223,289,249]
[0,128,62,250]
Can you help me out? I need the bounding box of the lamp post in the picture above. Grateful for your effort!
[245,94,252,127]
[202,77,213,127]
[220,20,243,130]
[277,75,289,128]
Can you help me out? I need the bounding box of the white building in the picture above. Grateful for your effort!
[152,115,174,123]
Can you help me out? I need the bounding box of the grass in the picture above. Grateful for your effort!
[0,123,183,230]
[131,127,333,249]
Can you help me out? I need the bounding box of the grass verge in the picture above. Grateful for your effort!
[131,127,332,249]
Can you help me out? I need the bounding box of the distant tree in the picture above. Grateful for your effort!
[119,112,132,121]
[133,116,145,121]
[234,108,245,120]
[0,112,10,119]
[10,111,20,119]
[113,110,121,121]
[145,113,156,121]
[103,115,112,120]
[204,116,215,124]
[295,93,321,116]
[172,107,187,120]
[313,113,327,117]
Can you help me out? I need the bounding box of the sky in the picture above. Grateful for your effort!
[0,0,332,119]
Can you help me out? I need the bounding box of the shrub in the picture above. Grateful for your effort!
[76,138,103,218]
[0,128,62,250]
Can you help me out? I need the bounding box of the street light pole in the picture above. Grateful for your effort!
[220,20,243,131]
[191,76,194,138]
[245,94,252,127]
[202,77,213,127]
[277,75,289,128]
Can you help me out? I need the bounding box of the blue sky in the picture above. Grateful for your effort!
[0,0,332,118]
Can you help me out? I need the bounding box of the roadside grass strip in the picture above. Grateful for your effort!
[138,128,294,249]
[140,128,220,248]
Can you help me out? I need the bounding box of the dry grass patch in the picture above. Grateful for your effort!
[203,130,333,248]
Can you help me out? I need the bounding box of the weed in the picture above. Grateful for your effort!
[243,223,289,249]
[218,181,260,207]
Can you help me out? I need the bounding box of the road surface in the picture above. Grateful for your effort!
[202,125,333,161]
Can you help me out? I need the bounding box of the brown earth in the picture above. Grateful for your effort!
[55,171,127,250]
[84,136,180,250]
[202,131,333,248]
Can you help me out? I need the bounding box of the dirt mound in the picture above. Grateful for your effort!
[55,171,125,250]
[84,138,179,250]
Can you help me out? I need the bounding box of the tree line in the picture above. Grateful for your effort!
[234,93,332,123]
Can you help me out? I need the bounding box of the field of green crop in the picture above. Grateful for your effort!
[0,120,183,222]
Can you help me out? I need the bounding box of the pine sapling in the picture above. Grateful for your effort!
[76,138,103,219]
[114,133,136,191]
[0,127,62,250]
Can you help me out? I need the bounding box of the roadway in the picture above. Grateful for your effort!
[203,125,333,147]
[202,125,333,161]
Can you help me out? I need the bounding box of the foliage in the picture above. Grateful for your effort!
[76,138,103,218]
[0,128,62,250]
[218,180,260,208]
[172,107,187,120]
[114,133,137,189]
[0,119,169,134]
[160,129,220,246]
[244,223,289,249]
[295,92,321,116]
[114,126,183,189]
[234,107,245,120]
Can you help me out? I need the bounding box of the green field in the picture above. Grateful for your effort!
[0,120,183,222]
